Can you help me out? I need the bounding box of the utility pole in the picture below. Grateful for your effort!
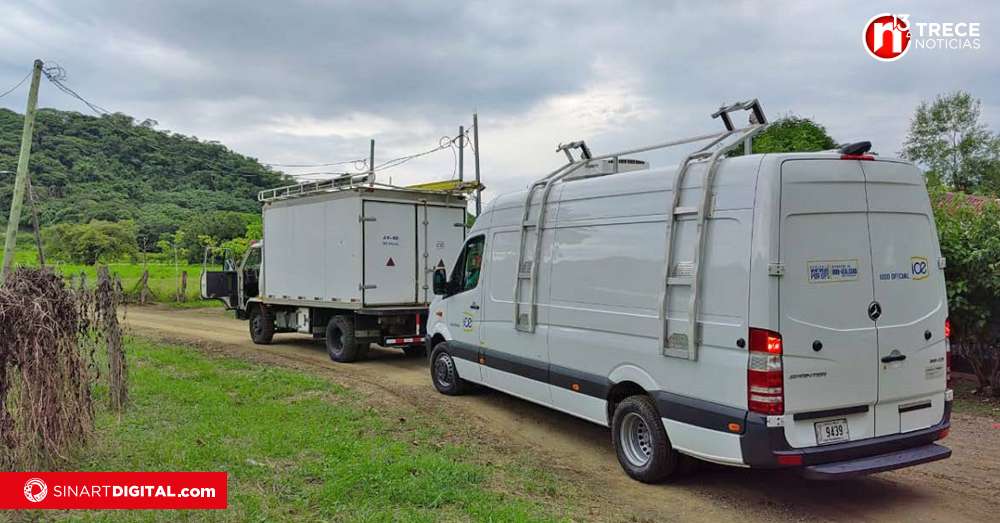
[458,125,464,183]
[25,173,44,266]
[1,59,43,285]
[472,112,482,216]
[368,139,375,185]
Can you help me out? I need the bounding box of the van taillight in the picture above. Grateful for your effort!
[748,328,784,415]
[945,319,952,389]
[840,154,874,161]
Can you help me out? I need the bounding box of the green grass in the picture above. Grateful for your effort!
[11,248,209,305]
[29,339,569,523]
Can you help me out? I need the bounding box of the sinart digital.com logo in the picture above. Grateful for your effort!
[24,478,47,502]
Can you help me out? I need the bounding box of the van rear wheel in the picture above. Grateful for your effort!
[611,395,679,483]
[429,343,468,395]
[326,315,360,362]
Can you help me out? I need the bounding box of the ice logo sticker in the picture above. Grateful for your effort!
[910,256,929,281]
[864,13,911,61]
[24,478,47,502]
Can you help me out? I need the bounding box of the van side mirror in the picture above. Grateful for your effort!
[432,268,448,295]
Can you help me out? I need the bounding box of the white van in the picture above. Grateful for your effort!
[425,102,952,482]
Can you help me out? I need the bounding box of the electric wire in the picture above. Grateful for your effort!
[39,63,476,186]
[0,70,32,100]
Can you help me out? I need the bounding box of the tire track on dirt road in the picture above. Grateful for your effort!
[125,306,998,523]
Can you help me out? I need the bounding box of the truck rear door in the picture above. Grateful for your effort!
[862,161,948,437]
[417,205,467,303]
[363,201,417,305]
[778,159,878,448]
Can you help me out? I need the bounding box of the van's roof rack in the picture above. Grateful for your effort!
[512,99,770,363]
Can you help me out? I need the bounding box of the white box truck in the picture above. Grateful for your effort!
[425,100,953,482]
[202,173,468,362]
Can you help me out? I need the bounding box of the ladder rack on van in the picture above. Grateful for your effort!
[512,99,769,362]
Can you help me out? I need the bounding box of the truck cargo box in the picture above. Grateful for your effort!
[261,186,467,308]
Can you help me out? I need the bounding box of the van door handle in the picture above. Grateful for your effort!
[881,354,907,363]
[469,302,480,310]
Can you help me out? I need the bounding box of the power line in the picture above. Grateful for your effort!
[37,63,474,186]
[263,159,365,168]
[38,64,290,182]
[0,70,32,100]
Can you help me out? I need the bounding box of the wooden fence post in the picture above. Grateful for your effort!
[97,266,128,411]
[178,270,188,302]
[139,269,149,305]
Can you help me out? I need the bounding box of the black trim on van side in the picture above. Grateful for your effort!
[446,340,480,363]
[445,343,612,400]
[741,401,951,469]
[482,348,549,383]
[652,391,749,435]
[549,364,612,399]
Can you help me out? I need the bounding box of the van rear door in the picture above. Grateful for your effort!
[778,159,878,448]
[862,161,948,437]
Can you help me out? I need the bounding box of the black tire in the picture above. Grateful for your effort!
[325,315,360,362]
[403,345,427,358]
[611,395,679,483]
[429,343,468,395]
[248,304,275,345]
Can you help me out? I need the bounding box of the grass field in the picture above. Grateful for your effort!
[11,247,212,306]
[25,338,570,523]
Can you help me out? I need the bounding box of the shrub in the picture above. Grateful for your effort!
[931,189,1000,395]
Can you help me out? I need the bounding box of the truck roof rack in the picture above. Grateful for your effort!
[512,99,769,363]
[258,172,376,202]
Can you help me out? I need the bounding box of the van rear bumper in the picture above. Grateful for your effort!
[801,443,951,480]
[741,400,951,476]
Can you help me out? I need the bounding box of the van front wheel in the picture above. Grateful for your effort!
[430,343,468,395]
[611,395,679,483]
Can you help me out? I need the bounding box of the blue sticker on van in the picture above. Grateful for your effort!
[808,260,859,283]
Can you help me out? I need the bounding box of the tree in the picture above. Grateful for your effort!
[42,220,138,265]
[930,189,1000,396]
[728,115,837,157]
[177,211,260,263]
[902,92,1000,194]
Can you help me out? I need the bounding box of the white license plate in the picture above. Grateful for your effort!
[814,419,850,445]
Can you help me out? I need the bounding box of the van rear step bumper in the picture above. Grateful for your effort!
[802,443,951,480]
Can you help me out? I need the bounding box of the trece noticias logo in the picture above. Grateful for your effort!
[863,13,982,62]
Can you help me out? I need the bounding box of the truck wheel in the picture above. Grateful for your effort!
[403,345,427,358]
[429,343,468,395]
[326,315,360,362]
[611,395,679,483]
[249,305,275,345]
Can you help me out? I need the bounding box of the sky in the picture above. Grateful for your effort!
[0,0,998,206]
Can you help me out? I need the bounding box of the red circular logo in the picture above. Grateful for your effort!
[864,14,911,61]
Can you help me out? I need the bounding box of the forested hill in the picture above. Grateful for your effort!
[0,108,286,240]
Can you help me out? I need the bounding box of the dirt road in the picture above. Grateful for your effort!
[125,306,999,523]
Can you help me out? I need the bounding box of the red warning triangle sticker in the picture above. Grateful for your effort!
[386,257,395,267]
[437,259,445,268]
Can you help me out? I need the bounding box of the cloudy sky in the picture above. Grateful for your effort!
[1,0,998,204]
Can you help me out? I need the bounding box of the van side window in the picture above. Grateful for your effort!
[451,236,485,294]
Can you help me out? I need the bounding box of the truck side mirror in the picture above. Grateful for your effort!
[432,268,448,295]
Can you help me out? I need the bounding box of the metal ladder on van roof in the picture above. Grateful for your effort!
[512,100,769,356]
